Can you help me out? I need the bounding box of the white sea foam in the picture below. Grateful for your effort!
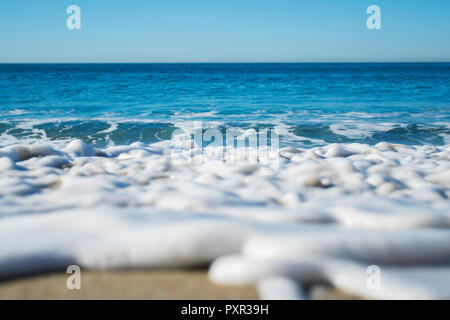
[171,110,220,119]
[329,121,396,140]
[0,139,449,299]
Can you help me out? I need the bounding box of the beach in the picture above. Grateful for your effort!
[0,139,449,299]
[0,269,365,300]
[0,63,449,300]
[0,270,258,300]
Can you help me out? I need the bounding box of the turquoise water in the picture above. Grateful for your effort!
[0,63,449,147]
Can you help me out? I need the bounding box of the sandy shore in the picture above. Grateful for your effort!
[0,270,361,300]
[2,142,446,299]
[0,269,258,300]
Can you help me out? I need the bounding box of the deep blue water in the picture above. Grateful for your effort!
[0,63,449,147]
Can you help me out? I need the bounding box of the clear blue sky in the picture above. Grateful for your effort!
[0,0,449,62]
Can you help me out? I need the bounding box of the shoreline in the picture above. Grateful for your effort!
[0,269,363,300]
[0,141,449,299]
[0,269,257,300]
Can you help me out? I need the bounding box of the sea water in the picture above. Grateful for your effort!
[1,63,449,147]
[0,63,449,299]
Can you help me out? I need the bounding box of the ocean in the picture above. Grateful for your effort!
[1,63,449,147]
[0,63,449,299]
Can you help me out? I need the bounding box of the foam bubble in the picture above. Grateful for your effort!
[0,139,449,299]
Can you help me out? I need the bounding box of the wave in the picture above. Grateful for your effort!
[0,138,449,299]
[1,118,449,148]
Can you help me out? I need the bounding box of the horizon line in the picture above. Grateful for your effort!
[1,61,450,64]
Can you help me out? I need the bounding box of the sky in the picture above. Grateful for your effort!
[0,0,449,63]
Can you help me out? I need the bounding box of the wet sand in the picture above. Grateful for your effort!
[0,270,361,300]
[0,269,258,300]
